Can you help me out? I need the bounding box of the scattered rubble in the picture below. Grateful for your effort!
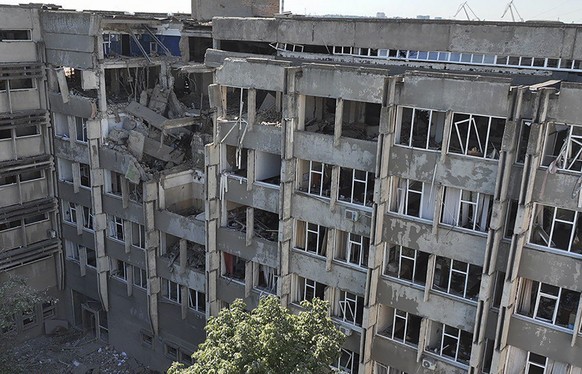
[0,329,157,374]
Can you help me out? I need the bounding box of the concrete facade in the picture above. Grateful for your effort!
[3,4,582,374]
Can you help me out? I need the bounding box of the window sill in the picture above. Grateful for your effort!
[336,199,373,211]
[292,248,327,261]
[429,288,479,306]
[332,259,367,272]
[379,275,426,291]
[513,313,576,334]
[422,351,470,370]
[331,318,363,333]
[523,243,582,261]
[375,333,419,350]
[393,144,442,153]
[438,223,488,237]
[385,212,433,225]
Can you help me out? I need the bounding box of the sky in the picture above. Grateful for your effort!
[1,0,582,23]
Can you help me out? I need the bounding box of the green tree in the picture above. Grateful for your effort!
[0,275,50,331]
[168,296,346,374]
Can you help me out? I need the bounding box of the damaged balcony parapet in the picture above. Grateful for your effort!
[53,137,90,164]
[217,119,281,154]
[223,175,279,214]
[154,210,205,245]
[216,227,279,269]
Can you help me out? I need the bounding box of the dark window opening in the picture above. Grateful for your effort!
[220,40,275,55]
[9,78,34,90]
[188,36,213,63]
[0,30,31,41]
[15,125,38,137]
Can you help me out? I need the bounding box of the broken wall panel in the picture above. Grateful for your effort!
[297,65,387,104]
[398,73,511,117]
[215,58,289,92]
[550,83,582,124]
[48,92,95,118]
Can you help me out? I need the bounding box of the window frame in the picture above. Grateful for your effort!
[336,290,364,327]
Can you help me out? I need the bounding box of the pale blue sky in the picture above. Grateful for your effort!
[1,0,581,23]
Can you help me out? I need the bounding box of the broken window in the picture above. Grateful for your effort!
[340,100,381,141]
[0,29,31,41]
[225,145,248,178]
[377,306,422,347]
[21,309,36,329]
[221,252,245,283]
[529,204,582,255]
[64,240,80,262]
[542,122,582,172]
[188,289,206,313]
[82,206,94,231]
[526,352,547,374]
[75,117,88,143]
[128,181,143,203]
[255,151,281,185]
[441,187,492,232]
[133,267,147,290]
[516,119,532,164]
[433,256,482,301]
[80,163,91,188]
[254,263,278,294]
[253,209,279,242]
[383,245,429,286]
[63,201,77,224]
[334,290,364,326]
[389,177,436,221]
[131,223,146,249]
[298,160,332,198]
[332,348,360,374]
[107,215,124,241]
[396,106,445,150]
[86,248,96,268]
[448,113,505,159]
[162,278,181,304]
[303,96,335,134]
[255,89,282,126]
[295,220,328,257]
[113,259,128,281]
[338,167,374,207]
[437,324,473,365]
[516,278,580,330]
[225,205,247,233]
[106,171,123,196]
[295,276,326,303]
[335,231,370,269]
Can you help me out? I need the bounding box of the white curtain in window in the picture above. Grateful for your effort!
[477,194,491,232]
[421,182,437,220]
[569,366,582,374]
[549,361,568,374]
[442,187,460,225]
[518,278,534,315]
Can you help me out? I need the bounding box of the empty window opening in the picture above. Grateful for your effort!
[225,145,248,178]
[504,200,519,239]
[295,220,328,257]
[219,40,275,56]
[334,290,365,326]
[141,331,153,347]
[112,259,129,281]
[516,119,532,164]
[303,95,336,134]
[133,267,147,290]
[104,65,160,104]
[188,289,206,313]
[162,278,181,304]
[441,187,493,232]
[529,204,582,255]
[516,278,580,330]
[0,30,31,41]
[131,222,146,249]
[376,306,421,347]
[225,205,247,233]
[341,100,381,141]
[435,324,473,365]
[383,245,429,286]
[295,276,326,303]
[0,78,34,91]
[188,36,213,63]
[107,215,125,241]
[24,213,48,226]
[433,256,482,301]
[297,160,332,198]
[255,89,282,126]
[86,248,97,268]
[448,113,505,159]
[105,171,123,196]
[21,309,36,329]
[338,167,374,207]
[254,209,279,242]
[255,151,281,185]
[542,122,582,173]
[62,201,77,224]
[396,106,445,150]
[333,348,360,374]
[75,117,88,143]
[82,206,94,231]
[20,169,43,182]
[254,263,278,294]
[222,252,246,283]
[389,177,436,220]
[64,240,80,262]
[164,344,179,361]
[15,125,39,137]
[0,219,21,232]
[0,174,17,185]
[335,231,370,269]
[79,163,91,188]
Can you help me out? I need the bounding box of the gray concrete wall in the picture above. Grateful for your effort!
[215,58,289,92]
[192,0,279,21]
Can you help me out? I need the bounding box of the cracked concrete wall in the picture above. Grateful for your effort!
[215,58,290,92]
[214,17,582,59]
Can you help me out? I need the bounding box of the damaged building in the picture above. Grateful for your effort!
[2,1,582,373]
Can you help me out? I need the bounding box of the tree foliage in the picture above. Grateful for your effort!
[168,296,345,374]
[0,275,50,331]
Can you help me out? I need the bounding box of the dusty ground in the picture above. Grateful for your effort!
[0,329,158,374]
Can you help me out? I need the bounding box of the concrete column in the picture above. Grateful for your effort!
[247,149,255,192]
[247,88,256,131]
[334,98,344,146]
[179,239,187,275]
[246,207,254,247]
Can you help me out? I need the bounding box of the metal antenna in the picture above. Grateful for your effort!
[454,1,481,21]
[502,0,524,22]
